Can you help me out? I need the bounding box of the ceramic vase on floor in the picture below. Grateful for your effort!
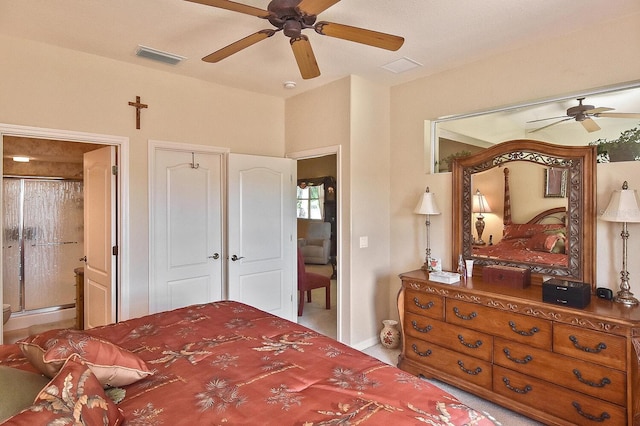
[379,319,400,349]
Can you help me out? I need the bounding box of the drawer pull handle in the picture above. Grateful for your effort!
[508,321,539,336]
[413,298,434,310]
[457,360,482,375]
[411,344,432,358]
[502,377,532,394]
[453,307,477,320]
[411,321,432,333]
[569,335,607,354]
[458,334,482,349]
[503,348,533,364]
[571,401,610,422]
[573,369,611,388]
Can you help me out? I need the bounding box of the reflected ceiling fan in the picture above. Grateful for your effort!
[186,0,404,79]
[528,97,640,133]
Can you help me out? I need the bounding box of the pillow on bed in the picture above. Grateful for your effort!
[2,355,124,426]
[18,329,152,387]
[527,232,565,253]
[503,223,564,240]
[0,366,50,422]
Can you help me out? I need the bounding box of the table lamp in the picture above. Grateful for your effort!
[601,181,640,306]
[414,187,441,270]
[472,189,491,245]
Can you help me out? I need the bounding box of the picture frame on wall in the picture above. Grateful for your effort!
[544,167,567,198]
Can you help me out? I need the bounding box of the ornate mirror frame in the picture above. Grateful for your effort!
[452,140,597,288]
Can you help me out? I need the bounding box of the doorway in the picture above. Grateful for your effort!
[0,124,128,344]
[291,149,340,340]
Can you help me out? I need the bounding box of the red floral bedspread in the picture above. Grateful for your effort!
[1,301,498,425]
[473,238,568,266]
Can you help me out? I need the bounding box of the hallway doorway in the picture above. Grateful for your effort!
[292,151,339,340]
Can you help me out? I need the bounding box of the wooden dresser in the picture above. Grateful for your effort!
[398,269,640,426]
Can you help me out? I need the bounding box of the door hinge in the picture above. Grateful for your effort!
[112,246,118,256]
[112,165,118,176]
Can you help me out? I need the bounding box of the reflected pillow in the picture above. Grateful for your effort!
[2,355,124,425]
[503,223,564,240]
[0,366,50,422]
[18,329,152,387]
[527,232,565,253]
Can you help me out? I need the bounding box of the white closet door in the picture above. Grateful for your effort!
[150,148,223,313]
[227,153,296,322]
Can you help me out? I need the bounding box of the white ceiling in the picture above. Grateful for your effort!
[2,0,640,100]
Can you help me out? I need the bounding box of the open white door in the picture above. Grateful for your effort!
[83,146,117,329]
[150,149,223,312]
[228,154,296,321]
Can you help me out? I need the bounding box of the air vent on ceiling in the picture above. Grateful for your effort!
[136,45,186,65]
[381,57,422,74]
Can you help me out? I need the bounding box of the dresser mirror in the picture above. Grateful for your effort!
[451,140,597,288]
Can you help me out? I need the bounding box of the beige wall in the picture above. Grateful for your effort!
[390,12,640,320]
[0,34,285,320]
[285,76,392,348]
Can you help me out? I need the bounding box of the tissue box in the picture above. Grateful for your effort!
[543,279,591,309]
[429,271,461,284]
[482,265,530,288]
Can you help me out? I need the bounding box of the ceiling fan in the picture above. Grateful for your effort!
[528,97,640,133]
[186,0,404,79]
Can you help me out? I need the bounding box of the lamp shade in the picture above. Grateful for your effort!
[601,182,640,223]
[472,190,491,214]
[414,187,440,215]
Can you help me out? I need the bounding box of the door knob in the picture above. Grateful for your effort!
[208,253,220,260]
[231,255,244,261]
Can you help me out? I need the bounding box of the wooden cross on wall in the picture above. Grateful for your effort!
[128,96,148,129]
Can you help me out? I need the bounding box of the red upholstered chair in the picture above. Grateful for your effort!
[297,249,331,316]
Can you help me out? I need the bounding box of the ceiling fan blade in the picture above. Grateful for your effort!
[297,0,340,16]
[314,21,404,51]
[584,107,614,114]
[202,30,276,63]
[528,117,572,133]
[185,0,270,18]
[526,115,569,124]
[581,118,600,133]
[290,35,320,79]
[595,112,640,119]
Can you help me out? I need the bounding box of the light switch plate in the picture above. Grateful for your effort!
[359,236,368,248]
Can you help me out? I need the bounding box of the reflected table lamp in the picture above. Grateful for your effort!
[414,187,441,271]
[472,189,491,245]
[601,181,640,306]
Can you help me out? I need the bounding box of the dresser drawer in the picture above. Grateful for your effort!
[445,300,552,350]
[405,336,492,389]
[494,366,626,426]
[494,337,626,406]
[405,313,493,362]
[553,323,626,371]
[405,289,444,320]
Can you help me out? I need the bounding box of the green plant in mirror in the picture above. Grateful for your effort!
[590,125,640,163]
[439,150,472,172]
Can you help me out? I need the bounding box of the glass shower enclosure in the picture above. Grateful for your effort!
[3,178,84,318]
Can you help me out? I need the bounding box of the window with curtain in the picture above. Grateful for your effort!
[297,183,324,219]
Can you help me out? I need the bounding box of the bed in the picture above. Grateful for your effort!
[473,167,568,267]
[0,301,499,425]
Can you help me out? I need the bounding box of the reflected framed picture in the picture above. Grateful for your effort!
[544,168,567,198]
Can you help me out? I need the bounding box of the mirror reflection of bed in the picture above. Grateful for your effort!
[453,139,597,286]
[472,164,569,268]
